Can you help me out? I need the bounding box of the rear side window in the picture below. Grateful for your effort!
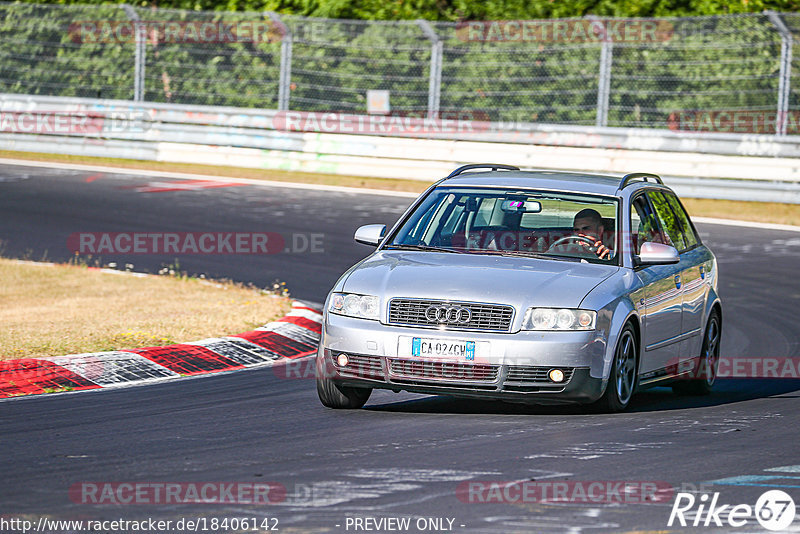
[647,191,686,251]
[664,193,699,249]
[631,195,665,255]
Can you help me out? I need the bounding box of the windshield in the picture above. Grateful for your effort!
[386,186,620,265]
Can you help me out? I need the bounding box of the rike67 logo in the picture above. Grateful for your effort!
[668,490,796,531]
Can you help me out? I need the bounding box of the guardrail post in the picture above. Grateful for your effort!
[766,11,793,136]
[417,20,442,120]
[121,4,145,102]
[267,12,292,111]
[588,16,613,128]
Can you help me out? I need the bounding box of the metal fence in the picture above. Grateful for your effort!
[1,3,800,133]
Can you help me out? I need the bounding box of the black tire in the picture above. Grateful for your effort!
[594,323,638,413]
[315,354,372,409]
[673,311,721,396]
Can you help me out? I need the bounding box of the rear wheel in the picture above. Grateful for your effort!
[673,311,721,396]
[595,323,638,413]
[316,354,372,409]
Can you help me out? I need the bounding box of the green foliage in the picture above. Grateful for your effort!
[137,9,281,106]
[12,0,800,19]
[0,3,134,99]
[2,1,798,128]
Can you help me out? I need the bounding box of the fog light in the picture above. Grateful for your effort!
[337,353,349,367]
[549,369,565,383]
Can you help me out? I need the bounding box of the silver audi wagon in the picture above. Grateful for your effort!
[316,165,722,412]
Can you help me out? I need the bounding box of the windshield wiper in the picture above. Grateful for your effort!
[384,244,462,254]
[480,249,582,262]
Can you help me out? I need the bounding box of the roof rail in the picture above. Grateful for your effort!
[619,172,663,189]
[446,163,520,179]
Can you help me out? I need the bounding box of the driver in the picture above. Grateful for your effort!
[572,208,614,260]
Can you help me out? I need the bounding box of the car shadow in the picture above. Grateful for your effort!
[364,378,800,415]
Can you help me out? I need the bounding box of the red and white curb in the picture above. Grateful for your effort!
[0,301,322,399]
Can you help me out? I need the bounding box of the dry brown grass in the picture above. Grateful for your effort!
[0,259,292,360]
[1,150,799,226]
[0,150,430,193]
[681,198,800,226]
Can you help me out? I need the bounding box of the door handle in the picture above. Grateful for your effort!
[674,274,682,289]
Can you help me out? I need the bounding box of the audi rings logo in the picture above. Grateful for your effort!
[425,305,472,324]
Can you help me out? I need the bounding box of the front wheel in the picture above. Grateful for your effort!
[673,311,721,396]
[316,354,372,409]
[594,323,638,413]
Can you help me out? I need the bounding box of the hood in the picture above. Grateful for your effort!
[341,250,619,309]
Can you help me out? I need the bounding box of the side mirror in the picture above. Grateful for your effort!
[354,224,386,246]
[635,241,680,265]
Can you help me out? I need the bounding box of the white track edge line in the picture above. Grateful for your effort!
[3,157,797,227]
[0,157,420,198]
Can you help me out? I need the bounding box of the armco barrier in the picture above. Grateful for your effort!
[1,93,800,203]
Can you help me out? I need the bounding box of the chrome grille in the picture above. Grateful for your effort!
[506,366,574,383]
[336,353,384,379]
[388,359,499,382]
[388,299,514,331]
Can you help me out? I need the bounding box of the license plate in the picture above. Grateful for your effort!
[412,338,476,360]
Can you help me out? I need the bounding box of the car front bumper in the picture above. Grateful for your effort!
[320,314,610,405]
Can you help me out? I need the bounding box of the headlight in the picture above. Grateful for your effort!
[522,308,596,331]
[329,293,380,320]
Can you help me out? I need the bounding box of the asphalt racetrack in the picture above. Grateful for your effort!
[1,163,799,533]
